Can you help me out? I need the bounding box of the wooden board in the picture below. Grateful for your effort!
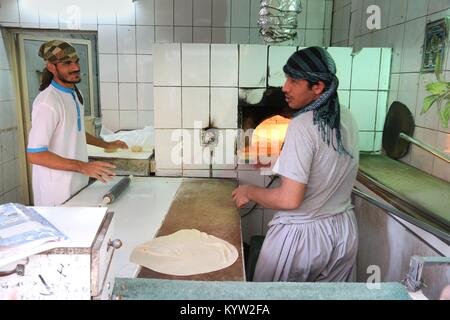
[138,178,245,281]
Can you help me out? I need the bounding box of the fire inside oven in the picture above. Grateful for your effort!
[237,87,295,166]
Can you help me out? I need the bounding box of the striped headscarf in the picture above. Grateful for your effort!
[283,46,352,157]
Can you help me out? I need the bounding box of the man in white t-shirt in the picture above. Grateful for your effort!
[27,40,128,206]
[232,47,359,282]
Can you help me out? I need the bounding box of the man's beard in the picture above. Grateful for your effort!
[56,69,81,84]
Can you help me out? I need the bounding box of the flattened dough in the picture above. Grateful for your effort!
[130,229,238,276]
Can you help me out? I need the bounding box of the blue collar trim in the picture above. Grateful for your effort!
[51,80,74,93]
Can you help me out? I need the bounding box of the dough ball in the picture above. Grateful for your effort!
[131,145,143,152]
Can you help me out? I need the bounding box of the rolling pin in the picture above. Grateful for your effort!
[100,175,133,206]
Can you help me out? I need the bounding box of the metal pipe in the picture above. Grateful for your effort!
[399,132,450,163]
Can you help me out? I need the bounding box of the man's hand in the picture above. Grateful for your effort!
[78,161,117,183]
[232,185,251,209]
[107,140,129,149]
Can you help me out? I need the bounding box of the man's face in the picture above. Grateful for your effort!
[282,77,323,110]
[51,58,81,84]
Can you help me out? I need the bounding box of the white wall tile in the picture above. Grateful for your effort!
[137,55,153,83]
[305,29,324,46]
[155,129,183,169]
[182,87,209,129]
[401,17,426,73]
[428,0,450,14]
[212,129,238,169]
[156,169,183,176]
[351,48,381,90]
[212,0,231,27]
[211,87,238,128]
[212,170,237,179]
[406,0,429,21]
[239,44,267,87]
[250,0,260,28]
[101,110,120,132]
[231,0,250,27]
[327,47,352,90]
[118,55,137,82]
[193,27,212,43]
[397,72,420,117]
[98,25,117,54]
[117,25,136,54]
[183,170,210,177]
[182,129,211,169]
[116,1,135,25]
[18,0,39,24]
[100,82,118,110]
[338,90,350,108]
[386,24,405,73]
[155,26,174,43]
[154,86,181,128]
[212,27,231,43]
[182,44,210,86]
[211,44,238,87]
[230,28,249,44]
[138,83,154,111]
[155,0,174,25]
[350,91,378,131]
[307,0,326,29]
[193,0,212,26]
[99,54,118,82]
[153,44,181,86]
[388,0,407,27]
[119,83,137,111]
[136,26,154,54]
[175,27,193,43]
[119,111,138,129]
[135,0,155,25]
[97,0,116,24]
[250,28,265,45]
[138,110,155,128]
[268,46,296,87]
[174,0,193,26]
[38,1,59,28]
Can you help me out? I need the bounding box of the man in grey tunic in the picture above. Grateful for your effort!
[232,46,359,282]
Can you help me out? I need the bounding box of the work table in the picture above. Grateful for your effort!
[64,177,245,281]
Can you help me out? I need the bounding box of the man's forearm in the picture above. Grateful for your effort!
[86,132,109,148]
[247,186,295,210]
[27,151,83,173]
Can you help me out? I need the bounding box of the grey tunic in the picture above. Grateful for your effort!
[253,107,359,282]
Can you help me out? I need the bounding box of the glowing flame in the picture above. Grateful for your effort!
[239,115,290,166]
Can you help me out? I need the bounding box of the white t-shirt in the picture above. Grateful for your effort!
[273,106,359,222]
[27,81,89,206]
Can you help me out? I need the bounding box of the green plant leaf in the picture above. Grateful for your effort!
[422,95,440,114]
[439,102,450,128]
[426,82,450,95]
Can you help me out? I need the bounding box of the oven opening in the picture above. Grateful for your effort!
[237,87,294,167]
